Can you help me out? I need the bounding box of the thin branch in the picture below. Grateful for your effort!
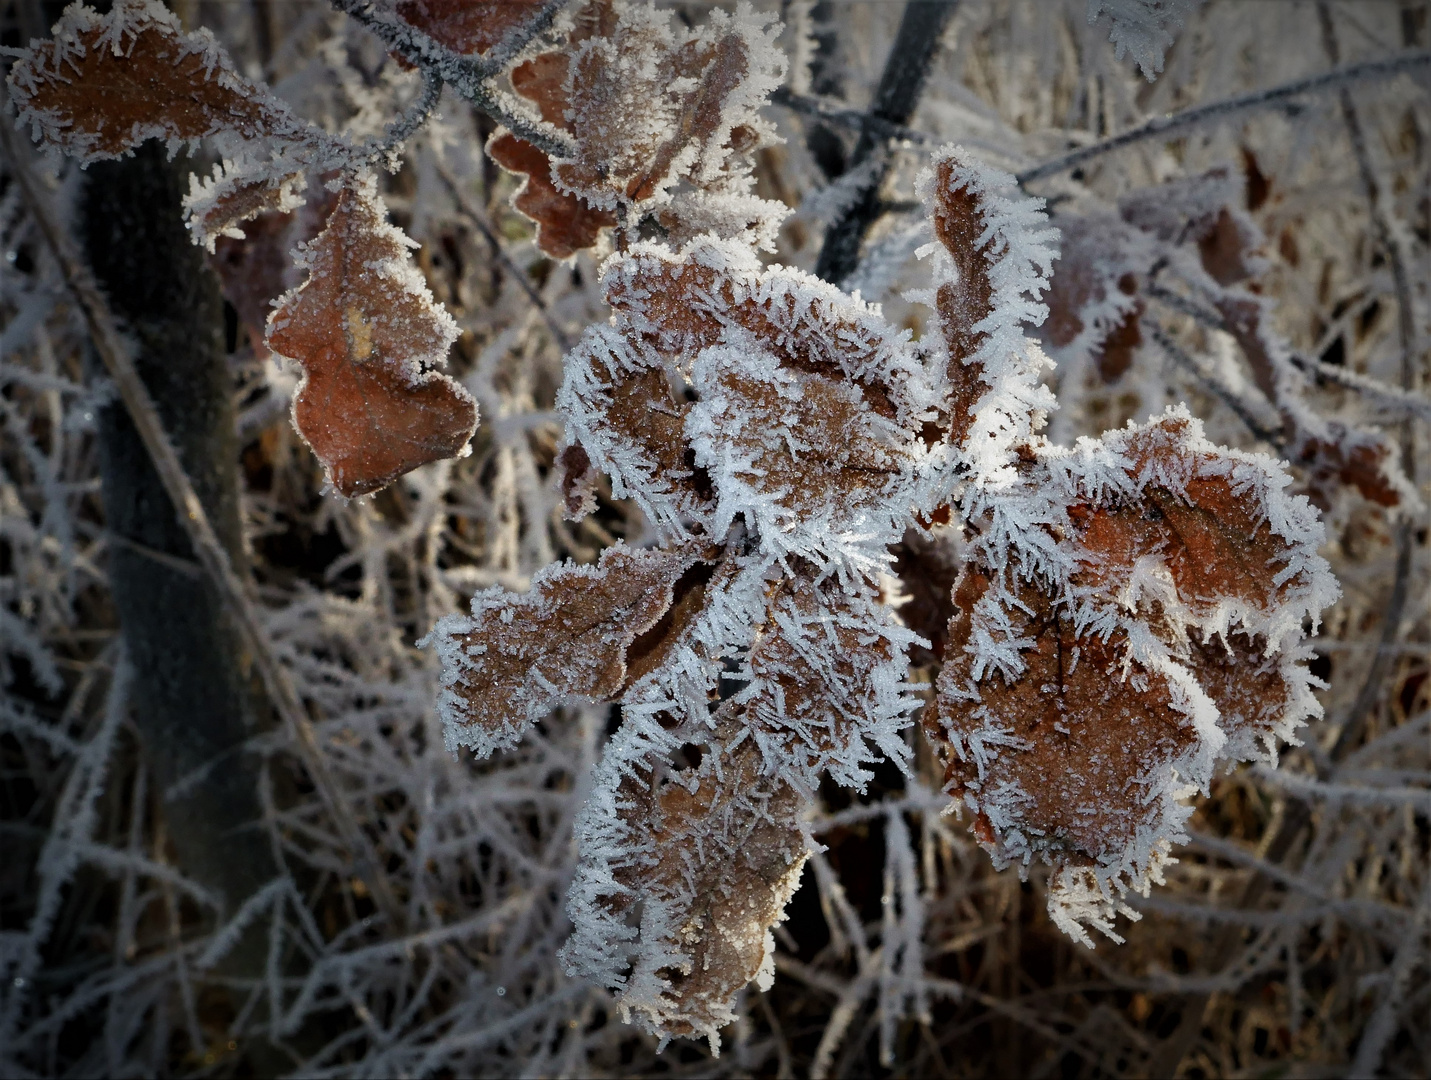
[771,86,930,146]
[0,115,406,932]
[1317,2,1419,770]
[365,68,443,169]
[1146,283,1431,421]
[331,0,576,160]
[1017,49,1431,186]
[1145,322,1282,446]
[814,1,957,285]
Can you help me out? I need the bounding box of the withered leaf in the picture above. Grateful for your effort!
[186,167,306,252]
[395,0,546,54]
[722,574,918,790]
[923,409,1335,943]
[687,340,923,559]
[557,323,711,536]
[427,543,709,756]
[9,1,288,162]
[930,164,995,444]
[486,132,616,259]
[926,569,1203,892]
[607,729,810,1046]
[491,0,781,254]
[1064,413,1328,630]
[265,174,476,497]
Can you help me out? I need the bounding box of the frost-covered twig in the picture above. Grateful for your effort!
[434,161,573,352]
[330,0,577,159]
[1017,49,1431,185]
[814,1,956,283]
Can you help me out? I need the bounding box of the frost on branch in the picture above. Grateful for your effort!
[489,0,787,257]
[7,0,290,163]
[1042,170,1411,510]
[424,543,710,756]
[265,174,476,497]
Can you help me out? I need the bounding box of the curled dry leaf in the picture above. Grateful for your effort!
[186,167,306,252]
[423,543,710,756]
[919,149,1058,482]
[265,174,476,497]
[7,0,287,162]
[576,729,811,1048]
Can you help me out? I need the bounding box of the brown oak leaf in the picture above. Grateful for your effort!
[923,410,1334,943]
[8,1,288,163]
[485,132,616,259]
[926,569,1202,915]
[265,174,476,497]
[557,324,712,534]
[720,574,919,790]
[490,0,781,257]
[395,0,545,54]
[425,543,710,755]
[603,729,811,1046]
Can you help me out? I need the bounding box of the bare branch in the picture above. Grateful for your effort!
[1017,49,1431,186]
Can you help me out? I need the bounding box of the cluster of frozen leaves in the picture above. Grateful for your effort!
[2,0,1357,1052]
[429,132,1341,1040]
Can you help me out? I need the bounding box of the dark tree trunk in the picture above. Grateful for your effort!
[80,142,278,914]
[815,1,957,285]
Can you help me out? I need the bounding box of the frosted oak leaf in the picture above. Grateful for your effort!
[424,542,713,756]
[489,0,786,257]
[7,0,292,163]
[923,409,1337,945]
[395,0,546,55]
[266,173,476,497]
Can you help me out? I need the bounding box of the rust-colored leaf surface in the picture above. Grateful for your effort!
[491,0,779,255]
[721,575,914,789]
[427,543,707,755]
[265,175,476,497]
[926,570,1200,877]
[611,729,810,1042]
[1065,414,1325,622]
[930,167,995,443]
[395,0,545,54]
[603,241,922,425]
[486,132,616,259]
[8,1,284,162]
[557,324,711,532]
[688,344,919,543]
